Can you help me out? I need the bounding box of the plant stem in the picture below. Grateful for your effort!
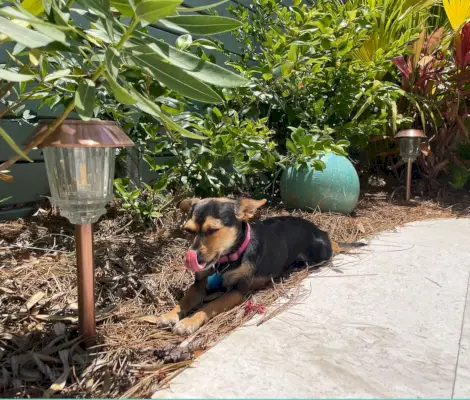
[116,17,139,49]
[0,17,140,175]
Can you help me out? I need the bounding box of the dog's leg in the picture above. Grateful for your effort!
[157,279,207,327]
[173,290,245,335]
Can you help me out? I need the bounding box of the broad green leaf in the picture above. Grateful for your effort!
[29,49,40,65]
[13,42,26,55]
[153,174,168,191]
[287,43,297,62]
[286,139,298,155]
[176,34,192,50]
[135,0,182,24]
[0,7,70,33]
[111,0,135,16]
[0,16,55,48]
[75,79,96,120]
[280,61,294,76]
[163,15,242,35]
[0,126,33,162]
[129,51,222,103]
[44,68,71,82]
[131,89,207,140]
[103,71,136,105]
[130,42,247,87]
[51,3,70,25]
[31,23,67,43]
[192,38,223,51]
[176,0,228,12]
[21,0,44,15]
[0,7,68,45]
[0,68,36,82]
[75,0,114,19]
[105,47,120,77]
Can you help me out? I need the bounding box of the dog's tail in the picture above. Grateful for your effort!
[330,240,367,255]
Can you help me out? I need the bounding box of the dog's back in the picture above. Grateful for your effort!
[247,216,332,279]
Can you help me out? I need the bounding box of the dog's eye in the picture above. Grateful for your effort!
[184,228,195,236]
[205,228,220,235]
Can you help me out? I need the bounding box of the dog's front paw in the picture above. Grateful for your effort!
[156,311,181,327]
[172,315,205,336]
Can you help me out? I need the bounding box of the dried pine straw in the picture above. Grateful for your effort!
[0,192,468,398]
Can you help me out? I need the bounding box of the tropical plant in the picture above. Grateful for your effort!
[228,0,417,154]
[0,0,247,182]
[391,0,470,190]
[349,0,437,69]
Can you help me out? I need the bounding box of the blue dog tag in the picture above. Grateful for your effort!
[207,273,224,291]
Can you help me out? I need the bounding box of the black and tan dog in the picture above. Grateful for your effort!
[157,197,348,335]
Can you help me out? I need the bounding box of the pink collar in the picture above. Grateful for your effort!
[217,223,251,264]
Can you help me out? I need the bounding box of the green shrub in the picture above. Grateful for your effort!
[228,0,415,151]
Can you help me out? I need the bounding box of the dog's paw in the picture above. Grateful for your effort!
[156,311,180,328]
[172,316,204,336]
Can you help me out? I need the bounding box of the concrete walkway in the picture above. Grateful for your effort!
[155,218,470,398]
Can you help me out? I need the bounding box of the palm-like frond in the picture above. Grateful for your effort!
[443,0,470,30]
[353,0,439,63]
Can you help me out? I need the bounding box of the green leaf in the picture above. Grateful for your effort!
[153,174,168,191]
[111,0,135,16]
[330,144,348,156]
[176,34,192,50]
[131,89,207,140]
[212,107,222,118]
[286,139,298,155]
[135,0,182,24]
[75,0,114,19]
[75,79,96,120]
[105,47,120,77]
[352,97,373,121]
[280,61,294,76]
[130,42,247,87]
[163,15,242,35]
[129,51,222,103]
[143,154,156,169]
[21,0,44,15]
[0,126,33,162]
[44,68,71,82]
[191,38,223,51]
[177,0,228,12]
[0,16,55,48]
[0,68,36,82]
[114,180,128,197]
[0,7,70,41]
[287,44,297,62]
[104,48,136,104]
[103,71,136,105]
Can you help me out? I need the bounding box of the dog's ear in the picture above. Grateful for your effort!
[179,198,200,214]
[235,198,267,220]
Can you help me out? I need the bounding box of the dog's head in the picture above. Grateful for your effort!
[180,197,266,272]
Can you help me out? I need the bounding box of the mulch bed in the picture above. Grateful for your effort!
[0,190,469,398]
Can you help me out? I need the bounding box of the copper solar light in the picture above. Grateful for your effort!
[394,129,427,202]
[36,120,134,342]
